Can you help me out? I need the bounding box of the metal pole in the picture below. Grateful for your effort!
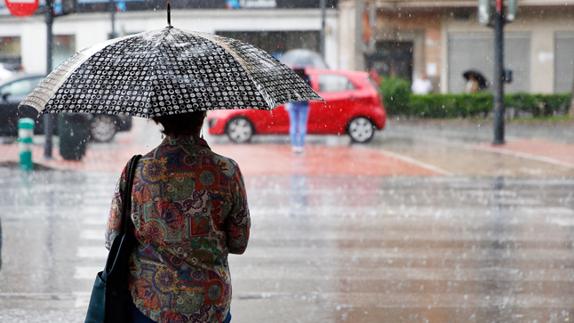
[368,0,376,53]
[493,0,505,145]
[43,0,54,159]
[319,0,326,60]
[355,0,365,70]
[109,0,116,38]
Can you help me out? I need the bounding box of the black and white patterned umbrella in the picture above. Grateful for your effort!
[20,27,322,118]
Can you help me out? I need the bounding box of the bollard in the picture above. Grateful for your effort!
[18,118,35,171]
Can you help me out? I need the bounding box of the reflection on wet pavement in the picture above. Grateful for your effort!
[0,169,573,322]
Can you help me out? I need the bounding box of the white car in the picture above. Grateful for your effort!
[0,64,13,83]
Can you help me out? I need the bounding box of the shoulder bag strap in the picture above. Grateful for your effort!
[121,154,142,236]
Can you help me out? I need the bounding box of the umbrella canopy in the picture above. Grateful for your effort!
[20,27,322,118]
[279,49,328,69]
[462,70,488,90]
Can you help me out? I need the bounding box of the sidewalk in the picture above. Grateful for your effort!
[382,119,574,177]
[479,139,574,169]
[0,120,439,176]
[0,119,572,177]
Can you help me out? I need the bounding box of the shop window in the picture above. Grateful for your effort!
[216,31,320,59]
[366,41,414,82]
[53,35,76,68]
[0,36,22,71]
[555,32,574,93]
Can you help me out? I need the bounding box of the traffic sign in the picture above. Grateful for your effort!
[5,0,39,16]
[478,0,518,26]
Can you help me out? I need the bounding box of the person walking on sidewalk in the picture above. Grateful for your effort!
[287,68,312,154]
[106,111,250,323]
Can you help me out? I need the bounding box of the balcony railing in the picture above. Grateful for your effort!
[375,0,574,9]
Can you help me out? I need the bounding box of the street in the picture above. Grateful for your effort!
[0,119,573,322]
[1,0,573,321]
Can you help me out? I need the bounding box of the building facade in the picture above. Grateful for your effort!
[2,0,574,95]
[343,0,574,94]
[0,1,339,75]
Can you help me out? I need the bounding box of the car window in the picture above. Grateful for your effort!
[318,74,355,92]
[0,78,41,98]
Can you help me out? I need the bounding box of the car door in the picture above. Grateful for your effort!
[308,72,356,134]
[0,76,42,135]
[265,104,290,134]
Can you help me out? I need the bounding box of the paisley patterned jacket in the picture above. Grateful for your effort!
[106,136,250,323]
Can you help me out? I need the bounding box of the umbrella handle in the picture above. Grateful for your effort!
[167,0,171,27]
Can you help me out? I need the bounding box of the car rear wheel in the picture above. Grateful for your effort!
[226,117,254,143]
[348,117,375,143]
[90,115,118,143]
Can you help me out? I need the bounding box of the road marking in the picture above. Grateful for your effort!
[74,292,91,308]
[475,145,574,169]
[2,291,574,309]
[80,229,104,241]
[378,150,453,176]
[75,266,101,280]
[77,246,108,259]
[0,292,89,297]
[402,134,574,170]
[83,218,106,225]
[0,292,91,309]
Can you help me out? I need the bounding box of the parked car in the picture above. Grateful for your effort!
[0,74,132,142]
[0,63,14,83]
[207,68,386,143]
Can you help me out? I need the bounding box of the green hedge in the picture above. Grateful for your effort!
[380,77,411,116]
[409,94,492,118]
[380,78,571,118]
[505,93,571,117]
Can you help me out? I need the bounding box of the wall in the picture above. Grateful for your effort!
[443,8,574,93]
[0,8,339,74]
[375,11,443,89]
[370,5,574,93]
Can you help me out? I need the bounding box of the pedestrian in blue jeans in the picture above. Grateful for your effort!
[288,67,311,153]
[287,100,309,153]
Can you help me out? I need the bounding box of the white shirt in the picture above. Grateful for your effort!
[412,78,433,95]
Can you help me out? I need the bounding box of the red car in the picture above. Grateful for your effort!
[207,69,386,144]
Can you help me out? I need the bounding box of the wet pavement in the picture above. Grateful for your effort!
[0,119,573,322]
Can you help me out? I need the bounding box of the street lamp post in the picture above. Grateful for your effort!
[479,0,518,145]
[319,0,326,60]
[492,0,505,145]
[43,0,54,159]
[109,0,116,38]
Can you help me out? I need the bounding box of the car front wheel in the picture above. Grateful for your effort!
[226,117,254,143]
[90,115,118,143]
[348,117,375,143]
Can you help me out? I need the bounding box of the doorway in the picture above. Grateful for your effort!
[366,40,414,82]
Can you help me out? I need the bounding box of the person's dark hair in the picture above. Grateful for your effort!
[152,111,206,136]
[293,67,311,86]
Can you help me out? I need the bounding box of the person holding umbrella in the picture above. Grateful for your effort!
[20,16,321,323]
[463,70,488,93]
[109,111,249,323]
